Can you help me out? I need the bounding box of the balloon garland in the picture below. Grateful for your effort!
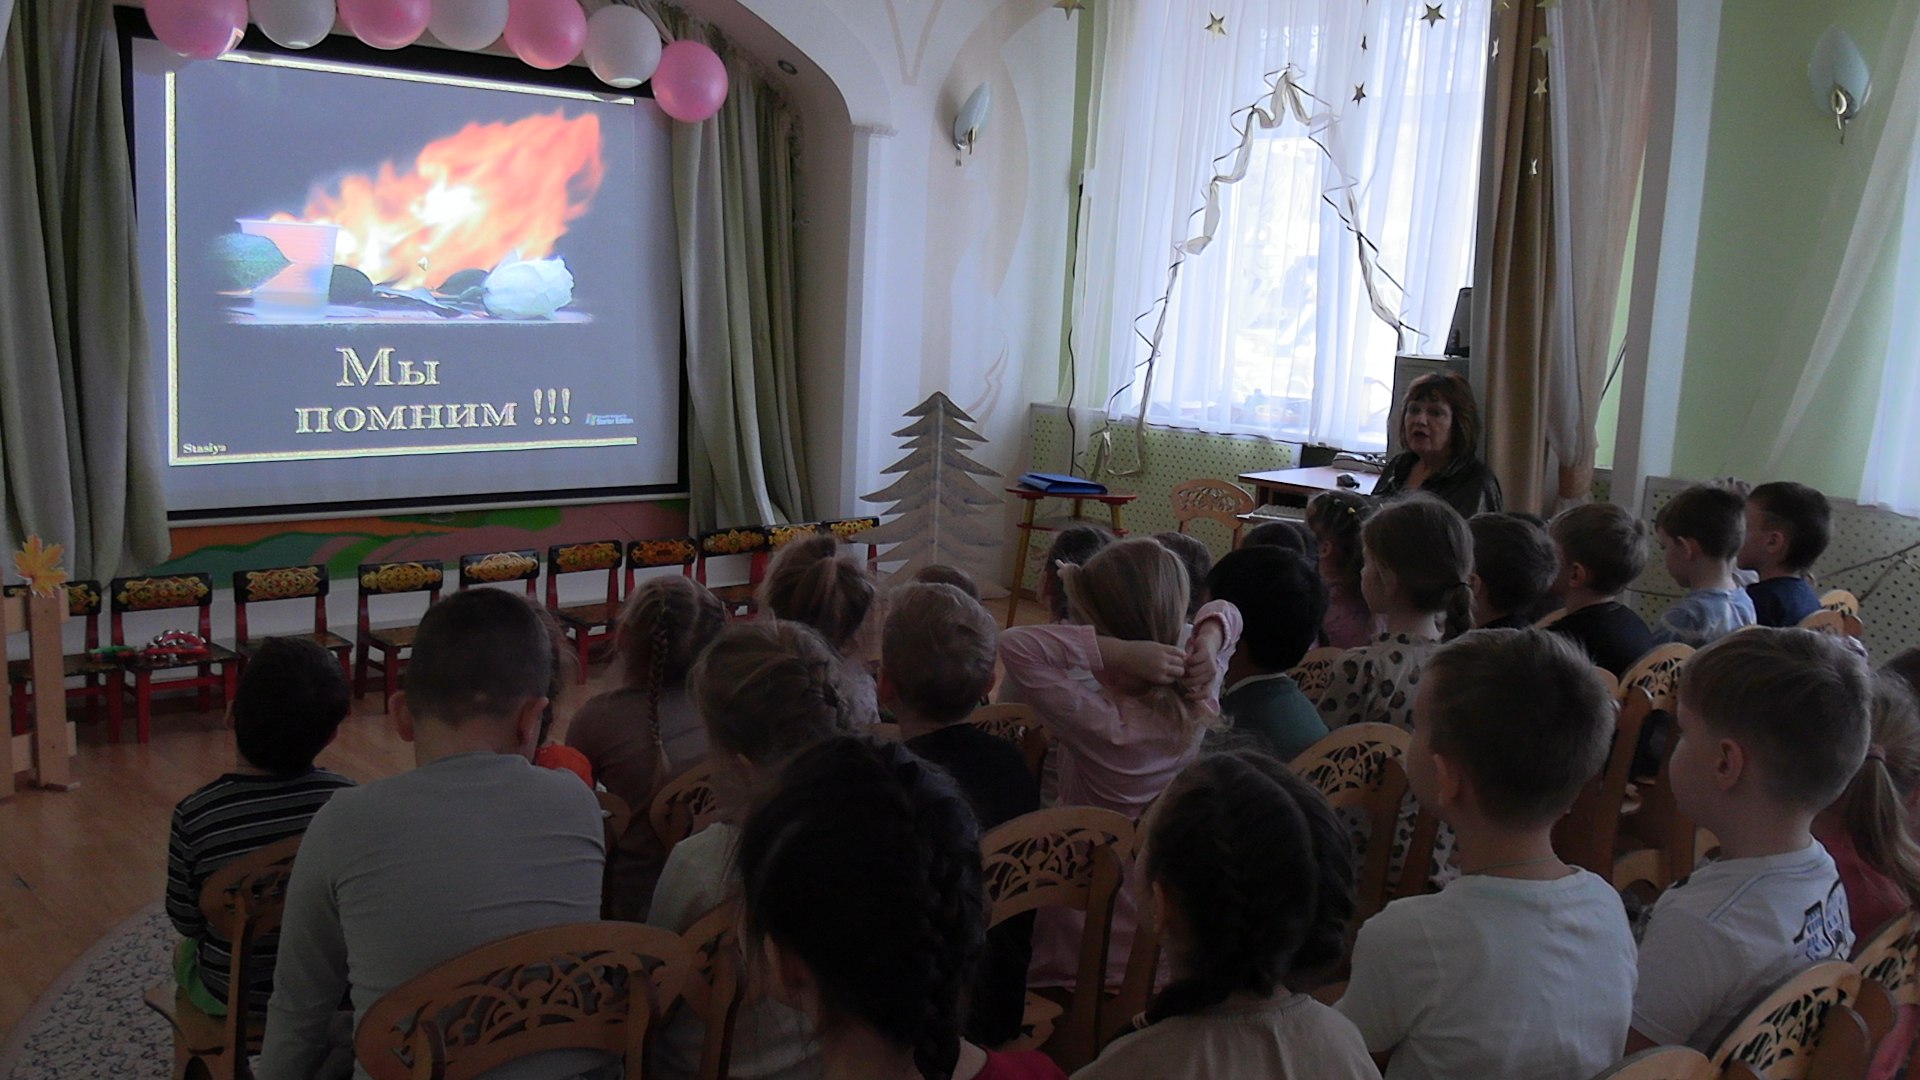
[144,0,726,122]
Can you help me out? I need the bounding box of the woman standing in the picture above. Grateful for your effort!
[1371,371,1503,518]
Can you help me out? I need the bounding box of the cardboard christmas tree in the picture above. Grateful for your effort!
[860,392,1001,582]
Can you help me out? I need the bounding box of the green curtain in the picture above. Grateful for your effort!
[0,0,169,578]
[663,10,810,532]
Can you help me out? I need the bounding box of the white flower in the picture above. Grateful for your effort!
[482,257,574,319]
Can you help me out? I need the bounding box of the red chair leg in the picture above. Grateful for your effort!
[335,649,352,692]
[222,663,237,708]
[354,642,370,700]
[136,671,153,743]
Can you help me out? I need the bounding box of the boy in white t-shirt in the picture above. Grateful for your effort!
[1627,629,1872,1054]
[1338,629,1636,1080]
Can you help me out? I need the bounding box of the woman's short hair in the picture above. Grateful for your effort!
[1403,371,1482,464]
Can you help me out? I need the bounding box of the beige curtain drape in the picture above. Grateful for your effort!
[0,0,169,577]
[664,11,810,532]
[1480,0,1557,514]
[1547,0,1653,509]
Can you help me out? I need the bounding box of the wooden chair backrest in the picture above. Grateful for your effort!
[822,517,881,571]
[547,541,623,611]
[109,572,216,645]
[458,551,541,597]
[680,902,745,1080]
[1798,609,1866,639]
[1169,479,1255,546]
[1611,707,1703,897]
[1709,960,1861,1076]
[198,834,303,1057]
[1820,590,1861,616]
[231,566,331,642]
[1556,689,1652,876]
[4,578,102,648]
[355,922,696,1080]
[626,537,699,594]
[1588,1046,1715,1079]
[1288,646,1350,704]
[968,703,1054,780]
[1350,758,1414,931]
[767,523,827,549]
[1618,643,1694,713]
[1855,911,1920,1008]
[1100,825,1162,1053]
[650,760,721,855]
[1291,723,1409,809]
[1533,607,1569,630]
[594,791,632,919]
[978,807,1131,1072]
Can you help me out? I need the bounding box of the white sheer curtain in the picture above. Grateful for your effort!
[1073,0,1489,452]
[1861,124,1920,516]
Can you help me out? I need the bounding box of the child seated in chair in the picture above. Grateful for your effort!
[1203,546,1330,761]
[1627,628,1872,1054]
[761,534,882,725]
[646,619,862,1080]
[167,637,355,1018]
[1338,629,1635,1080]
[882,583,1039,1048]
[1738,481,1832,628]
[1651,484,1755,647]
[1545,503,1656,677]
[1468,513,1558,630]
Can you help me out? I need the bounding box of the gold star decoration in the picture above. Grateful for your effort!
[1533,31,1553,51]
[1533,76,1549,97]
[1421,4,1445,27]
[1205,13,1226,35]
[1052,0,1084,16]
[1353,83,1368,104]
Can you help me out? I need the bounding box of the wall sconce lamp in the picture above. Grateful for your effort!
[1809,26,1871,144]
[952,83,992,159]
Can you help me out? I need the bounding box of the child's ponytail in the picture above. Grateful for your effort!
[1307,490,1376,598]
[1360,494,1476,640]
[1840,673,1920,909]
[762,534,877,654]
[616,577,725,759]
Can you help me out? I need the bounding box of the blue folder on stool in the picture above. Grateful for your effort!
[1018,472,1108,496]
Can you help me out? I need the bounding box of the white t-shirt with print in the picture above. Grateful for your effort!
[1631,840,1853,1053]
[1337,868,1636,1080]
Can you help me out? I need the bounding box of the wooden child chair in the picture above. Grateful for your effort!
[354,560,444,711]
[1288,646,1349,705]
[679,902,747,1080]
[822,516,882,574]
[457,550,540,598]
[1710,961,1865,1080]
[108,572,240,743]
[967,702,1055,782]
[649,760,721,856]
[1587,1047,1716,1079]
[230,566,351,684]
[624,537,699,596]
[693,527,772,620]
[5,579,111,735]
[1169,478,1255,550]
[548,540,626,683]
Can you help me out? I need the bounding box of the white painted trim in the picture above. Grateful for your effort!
[1611,0,1722,507]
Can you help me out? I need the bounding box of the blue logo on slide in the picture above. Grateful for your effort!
[585,413,634,427]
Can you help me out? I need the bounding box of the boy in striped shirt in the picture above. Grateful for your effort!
[166,636,355,1016]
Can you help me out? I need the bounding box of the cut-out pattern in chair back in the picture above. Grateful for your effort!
[355,923,695,1080]
[969,703,1038,747]
[111,573,213,612]
[459,551,541,586]
[550,542,623,574]
[628,537,698,569]
[1819,590,1861,616]
[1710,961,1860,1077]
[650,761,720,852]
[1798,609,1865,639]
[198,834,303,937]
[4,579,103,616]
[1288,646,1349,703]
[1291,723,1409,808]
[233,565,328,604]
[1589,1046,1714,1079]
[1856,912,1920,1006]
[1170,478,1255,518]
[358,561,445,595]
[1618,644,1694,712]
[978,807,1132,924]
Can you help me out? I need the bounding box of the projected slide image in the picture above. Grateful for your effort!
[205,109,605,325]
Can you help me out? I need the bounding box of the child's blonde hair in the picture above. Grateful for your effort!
[688,620,861,766]
[614,576,725,754]
[1062,538,1203,737]
[882,583,997,723]
[1361,494,1475,639]
[1834,672,1920,909]
[761,534,876,653]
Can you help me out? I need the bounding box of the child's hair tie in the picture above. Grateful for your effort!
[1867,744,1888,764]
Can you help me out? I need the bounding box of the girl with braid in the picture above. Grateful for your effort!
[736,735,1068,1080]
[1076,750,1375,1079]
[566,576,725,919]
[762,534,882,724]
[647,619,863,1080]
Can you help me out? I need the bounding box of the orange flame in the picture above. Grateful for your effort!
[270,111,603,291]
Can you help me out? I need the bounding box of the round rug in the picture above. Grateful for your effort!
[0,900,173,1080]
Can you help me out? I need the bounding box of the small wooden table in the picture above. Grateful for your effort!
[3,589,74,795]
[1004,486,1137,624]
[1238,466,1379,507]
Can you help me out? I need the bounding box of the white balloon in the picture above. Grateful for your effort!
[251,0,335,49]
[428,0,508,51]
[584,5,661,90]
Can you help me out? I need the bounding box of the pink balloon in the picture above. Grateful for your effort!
[505,0,586,70]
[147,0,246,61]
[652,40,728,123]
[340,0,429,50]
